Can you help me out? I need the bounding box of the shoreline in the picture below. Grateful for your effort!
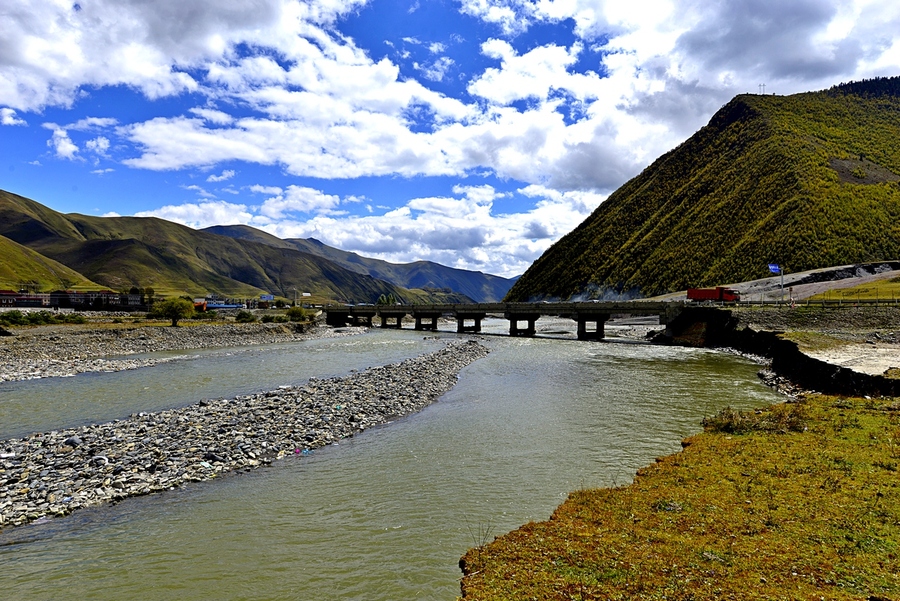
[0,339,490,530]
[460,310,900,600]
[0,322,366,382]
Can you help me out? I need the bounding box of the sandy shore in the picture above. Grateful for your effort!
[805,342,900,377]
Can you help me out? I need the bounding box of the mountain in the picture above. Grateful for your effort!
[0,189,470,303]
[204,225,518,303]
[506,76,900,301]
[0,234,101,291]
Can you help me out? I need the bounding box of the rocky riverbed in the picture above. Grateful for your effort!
[0,339,490,530]
[0,322,364,382]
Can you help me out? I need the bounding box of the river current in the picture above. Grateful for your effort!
[0,320,780,600]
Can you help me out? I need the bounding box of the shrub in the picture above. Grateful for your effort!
[285,306,307,321]
[235,310,257,323]
[0,310,87,326]
[261,314,290,323]
[702,403,808,434]
[191,310,218,321]
[148,298,195,327]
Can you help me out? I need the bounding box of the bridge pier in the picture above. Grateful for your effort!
[507,313,539,337]
[380,313,405,328]
[455,312,486,333]
[350,314,373,327]
[414,312,441,331]
[576,315,608,340]
[325,309,350,327]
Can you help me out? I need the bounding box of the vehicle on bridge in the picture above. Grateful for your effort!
[686,287,741,302]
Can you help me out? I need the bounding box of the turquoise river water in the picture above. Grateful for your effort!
[0,320,781,600]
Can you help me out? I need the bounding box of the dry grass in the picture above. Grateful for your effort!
[810,278,900,302]
[460,394,900,600]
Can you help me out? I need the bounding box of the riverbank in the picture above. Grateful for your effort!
[460,389,900,599]
[0,339,490,530]
[460,307,900,600]
[0,321,364,382]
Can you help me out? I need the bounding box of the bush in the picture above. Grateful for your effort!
[148,298,195,326]
[0,310,87,326]
[191,310,219,321]
[261,314,290,323]
[702,403,808,434]
[285,306,307,321]
[235,310,257,323]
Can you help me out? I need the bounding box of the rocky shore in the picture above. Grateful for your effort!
[0,322,363,382]
[0,339,489,530]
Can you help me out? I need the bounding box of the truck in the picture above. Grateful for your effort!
[686,287,741,302]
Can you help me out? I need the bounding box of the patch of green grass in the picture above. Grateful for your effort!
[780,330,852,352]
[460,393,900,600]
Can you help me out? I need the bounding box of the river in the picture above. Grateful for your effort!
[0,320,781,600]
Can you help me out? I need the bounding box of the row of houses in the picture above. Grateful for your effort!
[0,290,146,310]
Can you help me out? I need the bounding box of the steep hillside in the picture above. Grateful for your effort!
[507,77,900,300]
[0,190,459,303]
[204,225,516,302]
[0,234,100,291]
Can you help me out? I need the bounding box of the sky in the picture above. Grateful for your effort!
[2,0,900,278]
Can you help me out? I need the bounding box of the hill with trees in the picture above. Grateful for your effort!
[506,76,900,301]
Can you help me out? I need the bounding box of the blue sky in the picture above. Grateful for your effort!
[2,0,900,277]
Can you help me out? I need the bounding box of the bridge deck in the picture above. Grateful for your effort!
[325,301,686,338]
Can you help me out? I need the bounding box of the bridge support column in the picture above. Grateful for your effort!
[380,314,405,328]
[507,313,539,337]
[350,314,373,327]
[414,312,441,331]
[326,310,350,327]
[576,315,608,340]
[455,312,486,333]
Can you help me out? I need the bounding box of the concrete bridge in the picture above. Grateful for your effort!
[324,302,685,340]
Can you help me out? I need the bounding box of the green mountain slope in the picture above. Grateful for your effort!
[0,189,464,303]
[203,225,516,302]
[0,234,100,291]
[507,77,900,300]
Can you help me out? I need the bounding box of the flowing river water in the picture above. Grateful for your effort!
[0,320,781,600]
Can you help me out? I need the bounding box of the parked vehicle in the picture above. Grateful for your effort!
[686,287,741,302]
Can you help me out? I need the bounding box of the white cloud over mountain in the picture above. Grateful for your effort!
[2,0,899,277]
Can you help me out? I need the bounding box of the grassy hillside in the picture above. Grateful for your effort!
[0,234,101,291]
[0,190,459,303]
[507,77,900,300]
[204,225,516,302]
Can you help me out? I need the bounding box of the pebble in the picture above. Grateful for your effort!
[0,340,490,530]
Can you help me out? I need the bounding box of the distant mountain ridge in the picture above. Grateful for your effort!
[507,76,900,300]
[0,189,471,304]
[203,225,517,303]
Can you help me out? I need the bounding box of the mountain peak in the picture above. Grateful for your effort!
[506,79,900,300]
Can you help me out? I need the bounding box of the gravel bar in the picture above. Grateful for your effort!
[0,322,363,382]
[0,339,490,530]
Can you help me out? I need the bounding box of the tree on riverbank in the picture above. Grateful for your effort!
[150,298,194,326]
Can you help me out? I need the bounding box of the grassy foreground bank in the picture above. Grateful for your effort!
[460,394,900,600]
